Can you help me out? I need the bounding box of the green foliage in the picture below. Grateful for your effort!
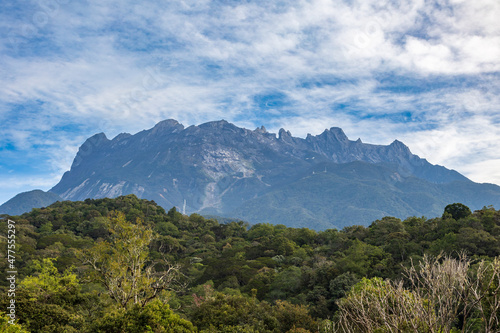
[337,277,430,332]
[268,267,302,300]
[272,300,317,332]
[20,258,79,301]
[0,312,29,333]
[329,272,359,300]
[444,202,472,220]
[189,293,279,332]
[79,212,183,308]
[1,258,100,333]
[1,196,500,332]
[199,325,259,332]
[189,293,316,333]
[336,240,391,277]
[91,300,195,333]
[337,256,500,333]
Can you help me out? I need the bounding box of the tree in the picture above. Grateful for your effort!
[336,255,500,332]
[443,203,472,220]
[268,266,302,300]
[403,254,500,332]
[0,312,29,333]
[248,223,276,240]
[80,212,184,308]
[189,293,279,332]
[91,300,195,333]
[13,258,89,332]
[335,240,391,277]
[337,277,429,333]
[272,300,317,332]
[19,258,79,301]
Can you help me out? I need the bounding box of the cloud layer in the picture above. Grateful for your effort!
[1,0,499,204]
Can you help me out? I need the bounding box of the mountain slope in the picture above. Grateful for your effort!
[0,190,63,216]
[49,119,500,229]
[230,161,500,229]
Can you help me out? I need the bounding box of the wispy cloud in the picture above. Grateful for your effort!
[1,0,499,203]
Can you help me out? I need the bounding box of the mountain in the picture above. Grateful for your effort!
[0,190,63,216]
[49,119,500,229]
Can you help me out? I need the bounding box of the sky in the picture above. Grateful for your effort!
[1,0,499,205]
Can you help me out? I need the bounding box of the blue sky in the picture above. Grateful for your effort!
[1,0,500,205]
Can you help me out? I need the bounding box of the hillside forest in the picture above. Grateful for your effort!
[1,195,500,332]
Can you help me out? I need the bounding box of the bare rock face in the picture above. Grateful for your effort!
[50,119,500,229]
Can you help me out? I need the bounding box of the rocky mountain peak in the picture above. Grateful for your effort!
[198,119,230,128]
[151,119,184,134]
[48,118,487,229]
[88,132,108,143]
[71,132,108,168]
[254,125,268,134]
[112,133,132,141]
[389,139,411,155]
[325,127,349,142]
[278,128,293,141]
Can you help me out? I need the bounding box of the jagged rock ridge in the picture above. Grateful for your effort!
[49,119,499,229]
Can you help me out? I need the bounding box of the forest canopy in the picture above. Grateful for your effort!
[1,195,500,332]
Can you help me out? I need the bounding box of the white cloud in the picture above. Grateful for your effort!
[0,174,62,206]
[0,0,499,203]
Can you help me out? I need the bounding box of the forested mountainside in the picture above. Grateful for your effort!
[0,190,62,216]
[1,195,500,332]
[46,119,500,229]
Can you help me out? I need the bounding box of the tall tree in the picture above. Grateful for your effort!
[443,203,472,220]
[80,212,183,308]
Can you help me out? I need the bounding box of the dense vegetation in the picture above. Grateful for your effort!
[1,195,500,332]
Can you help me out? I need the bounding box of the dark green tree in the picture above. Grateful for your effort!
[443,203,472,220]
[91,300,195,333]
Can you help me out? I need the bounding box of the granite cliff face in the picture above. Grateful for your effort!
[49,119,500,229]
